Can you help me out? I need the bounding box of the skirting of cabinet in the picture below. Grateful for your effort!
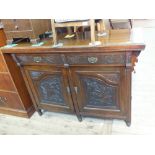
[0,105,35,118]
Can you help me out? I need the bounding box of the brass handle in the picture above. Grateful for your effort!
[33,57,42,63]
[64,63,69,68]
[0,96,7,104]
[15,25,19,30]
[88,57,98,63]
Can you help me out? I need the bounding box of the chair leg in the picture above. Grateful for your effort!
[99,19,106,32]
[67,27,73,35]
[129,19,132,28]
[109,19,114,29]
[97,22,100,32]
[51,19,57,45]
[90,19,95,43]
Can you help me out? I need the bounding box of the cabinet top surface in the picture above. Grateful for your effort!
[1,29,145,53]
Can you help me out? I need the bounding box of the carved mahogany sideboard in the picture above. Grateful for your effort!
[2,29,145,126]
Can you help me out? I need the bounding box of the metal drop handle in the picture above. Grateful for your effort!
[33,57,42,63]
[88,57,98,63]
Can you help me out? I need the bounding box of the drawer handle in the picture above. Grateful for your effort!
[15,25,19,30]
[33,57,42,63]
[0,96,7,104]
[88,57,98,63]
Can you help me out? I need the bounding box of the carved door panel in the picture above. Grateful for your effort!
[70,67,126,118]
[24,66,74,114]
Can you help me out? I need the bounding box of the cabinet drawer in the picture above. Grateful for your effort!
[0,91,23,109]
[15,54,64,65]
[0,73,16,91]
[66,53,126,65]
[2,19,31,31]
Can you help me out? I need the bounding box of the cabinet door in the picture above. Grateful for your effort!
[70,67,127,119]
[24,66,74,114]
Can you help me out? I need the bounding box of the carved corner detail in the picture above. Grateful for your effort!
[131,51,141,73]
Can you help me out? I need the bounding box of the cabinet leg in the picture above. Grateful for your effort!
[38,109,43,116]
[125,120,131,127]
[77,115,82,122]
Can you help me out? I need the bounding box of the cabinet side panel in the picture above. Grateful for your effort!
[0,52,8,72]
[3,53,34,111]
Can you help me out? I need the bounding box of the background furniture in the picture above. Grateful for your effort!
[0,28,6,47]
[95,19,106,34]
[0,49,34,117]
[109,19,132,29]
[51,19,96,45]
[1,19,51,44]
[2,29,145,126]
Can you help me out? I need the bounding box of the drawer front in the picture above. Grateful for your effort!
[2,19,31,31]
[0,73,16,91]
[0,91,23,109]
[15,54,64,65]
[66,53,126,65]
[0,53,8,72]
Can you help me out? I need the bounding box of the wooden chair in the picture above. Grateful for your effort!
[109,19,132,29]
[51,19,96,45]
[95,19,106,34]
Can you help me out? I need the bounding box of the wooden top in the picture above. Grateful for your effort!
[1,29,145,53]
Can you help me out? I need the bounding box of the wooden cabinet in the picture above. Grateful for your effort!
[0,50,34,118]
[2,29,145,126]
[3,49,143,126]
[1,19,51,44]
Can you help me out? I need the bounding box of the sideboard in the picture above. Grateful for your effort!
[1,29,145,126]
